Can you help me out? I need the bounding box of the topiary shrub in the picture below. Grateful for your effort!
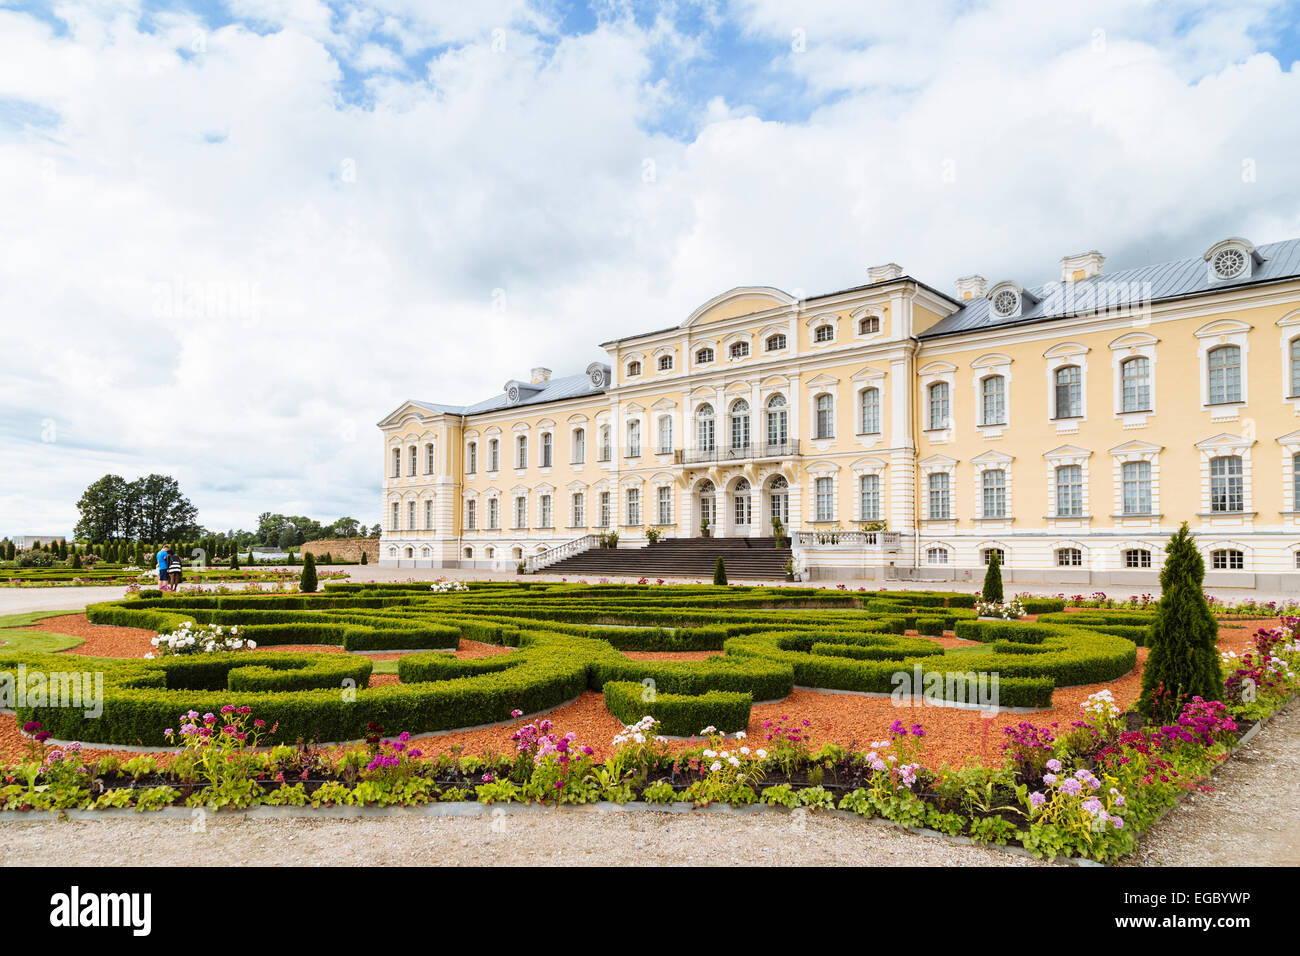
[299,552,318,593]
[713,556,728,586]
[981,549,1003,603]
[1138,523,1222,722]
[360,550,367,565]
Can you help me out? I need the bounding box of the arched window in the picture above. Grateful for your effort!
[540,433,553,468]
[571,428,585,464]
[859,474,880,521]
[425,442,435,474]
[814,394,834,439]
[696,404,715,452]
[1207,346,1242,404]
[485,546,495,559]
[1120,357,1150,413]
[657,354,673,372]
[626,420,641,457]
[1211,549,1244,570]
[981,548,1005,566]
[1056,547,1082,567]
[765,333,787,352]
[695,347,714,364]
[1123,548,1151,569]
[859,387,880,434]
[766,394,788,448]
[733,478,751,526]
[515,435,528,469]
[1209,456,1244,512]
[981,469,1006,518]
[729,340,750,360]
[813,324,834,343]
[1053,366,1082,419]
[927,382,949,430]
[729,399,750,450]
[626,360,642,377]
[463,547,474,560]
[858,315,880,335]
[980,375,1005,426]
[657,415,673,455]
[926,547,948,564]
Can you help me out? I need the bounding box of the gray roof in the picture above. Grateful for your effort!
[411,371,604,418]
[920,237,1300,339]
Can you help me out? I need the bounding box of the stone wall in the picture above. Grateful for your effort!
[300,537,379,564]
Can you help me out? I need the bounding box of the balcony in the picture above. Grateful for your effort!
[675,440,800,466]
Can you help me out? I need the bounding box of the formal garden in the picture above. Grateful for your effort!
[1,527,1296,864]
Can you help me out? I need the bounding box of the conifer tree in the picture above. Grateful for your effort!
[299,552,318,593]
[981,549,1004,603]
[713,556,728,586]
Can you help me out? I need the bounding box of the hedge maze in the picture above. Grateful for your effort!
[3,583,1144,744]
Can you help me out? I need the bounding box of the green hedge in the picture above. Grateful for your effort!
[603,681,751,736]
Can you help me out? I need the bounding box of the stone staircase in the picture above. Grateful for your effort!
[540,536,792,580]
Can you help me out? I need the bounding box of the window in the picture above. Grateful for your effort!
[598,491,611,527]
[465,500,477,531]
[626,420,641,457]
[1209,456,1244,512]
[768,475,789,524]
[734,479,751,525]
[696,404,716,451]
[980,375,1006,426]
[513,496,527,529]
[626,360,642,377]
[859,388,880,434]
[598,426,612,462]
[657,486,672,525]
[991,289,1019,317]
[927,382,950,430]
[859,474,880,521]
[408,446,417,476]
[1294,454,1300,512]
[391,501,399,531]
[1211,549,1244,570]
[729,340,750,359]
[488,439,500,472]
[572,428,585,464]
[927,473,950,520]
[815,394,834,439]
[467,442,478,474]
[813,324,834,343]
[1120,357,1150,412]
[981,469,1006,518]
[391,448,401,478]
[424,499,433,530]
[766,394,788,447]
[695,347,714,364]
[1055,465,1084,517]
[407,500,416,531]
[1291,339,1300,398]
[625,487,641,525]
[657,354,673,372]
[981,548,1005,566]
[1122,461,1152,515]
[858,315,880,335]
[1053,366,1082,419]
[487,498,499,530]
[539,494,552,528]
[425,443,436,474]
[656,416,673,455]
[1056,547,1082,567]
[926,548,948,565]
[815,477,834,522]
[570,493,584,527]
[515,435,528,469]
[765,333,787,352]
[1123,548,1151,569]
[729,400,750,449]
[540,433,552,468]
[1207,346,1241,404]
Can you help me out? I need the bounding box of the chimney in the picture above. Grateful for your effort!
[1060,251,1104,283]
[954,275,988,301]
[530,367,552,385]
[867,263,903,284]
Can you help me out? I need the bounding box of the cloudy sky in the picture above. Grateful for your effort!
[2,0,1299,536]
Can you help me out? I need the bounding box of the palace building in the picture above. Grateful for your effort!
[378,235,1300,589]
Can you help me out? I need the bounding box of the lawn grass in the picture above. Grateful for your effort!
[0,610,84,653]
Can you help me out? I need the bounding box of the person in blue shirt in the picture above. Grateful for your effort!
[156,545,169,587]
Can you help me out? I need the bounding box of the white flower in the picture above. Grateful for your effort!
[734,731,746,739]
[709,761,722,772]
[755,749,767,759]
[739,746,750,755]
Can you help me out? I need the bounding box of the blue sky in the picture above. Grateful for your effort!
[2,0,1300,535]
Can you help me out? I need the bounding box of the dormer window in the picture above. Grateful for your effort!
[695,347,714,364]
[1204,238,1258,282]
[657,355,673,372]
[991,289,1020,317]
[626,360,642,377]
[813,324,835,343]
[765,333,787,352]
[729,341,750,360]
[858,315,880,335]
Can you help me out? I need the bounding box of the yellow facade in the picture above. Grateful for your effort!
[379,236,1300,588]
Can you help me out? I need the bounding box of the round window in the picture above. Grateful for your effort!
[1212,248,1247,280]
[992,289,1019,317]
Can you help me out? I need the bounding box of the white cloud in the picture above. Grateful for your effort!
[1,0,1298,534]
